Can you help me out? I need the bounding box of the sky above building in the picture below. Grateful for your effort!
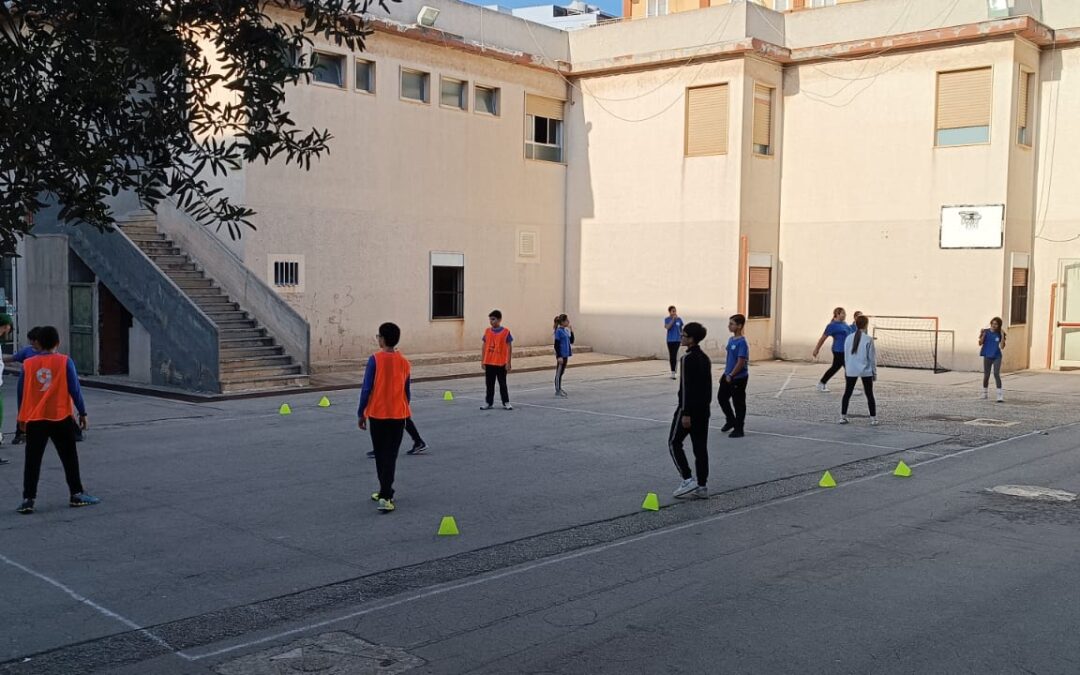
[465,0,623,20]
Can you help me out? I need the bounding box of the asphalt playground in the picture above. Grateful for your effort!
[2,359,1080,674]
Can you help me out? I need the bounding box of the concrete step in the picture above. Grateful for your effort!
[166,270,207,281]
[203,308,249,320]
[173,278,216,289]
[216,320,258,331]
[139,243,181,254]
[220,374,310,394]
[219,327,268,339]
[220,364,304,383]
[220,355,295,371]
[183,287,224,297]
[157,261,197,272]
[220,343,280,356]
[119,223,159,234]
[151,254,192,266]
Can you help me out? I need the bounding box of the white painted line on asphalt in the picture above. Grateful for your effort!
[0,551,186,659]
[182,424,1069,663]
[774,367,796,399]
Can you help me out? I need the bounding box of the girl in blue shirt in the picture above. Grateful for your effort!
[554,314,574,397]
[812,307,849,392]
[979,317,1006,402]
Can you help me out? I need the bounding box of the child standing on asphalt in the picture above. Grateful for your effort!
[979,317,1006,402]
[357,322,412,513]
[16,326,97,514]
[554,314,573,397]
[480,310,513,410]
[717,314,749,439]
[669,321,712,500]
[664,306,684,380]
[812,307,849,392]
[840,314,878,425]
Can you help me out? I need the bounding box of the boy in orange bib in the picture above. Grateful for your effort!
[357,322,412,513]
[16,326,98,514]
[480,309,513,410]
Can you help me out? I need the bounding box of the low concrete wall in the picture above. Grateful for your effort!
[146,198,311,373]
[33,205,221,392]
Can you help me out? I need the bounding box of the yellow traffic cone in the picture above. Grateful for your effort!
[279,403,292,415]
[893,461,912,477]
[443,391,454,401]
[437,516,459,536]
[318,396,331,408]
[641,492,660,511]
[818,471,837,488]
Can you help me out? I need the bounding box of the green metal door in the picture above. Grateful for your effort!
[69,284,95,374]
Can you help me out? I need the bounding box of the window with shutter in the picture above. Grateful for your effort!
[685,84,729,157]
[748,266,771,318]
[1010,265,1028,325]
[525,95,565,163]
[1017,71,1034,146]
[935,67,992,146]
[753,84,774,156]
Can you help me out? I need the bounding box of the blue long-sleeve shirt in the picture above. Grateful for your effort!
[555,327,573,358]
[356,355,411,419]
[18,354,86,418]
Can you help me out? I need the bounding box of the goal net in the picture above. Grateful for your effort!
[866,316,953,373]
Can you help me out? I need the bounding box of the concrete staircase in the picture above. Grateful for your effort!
[119,214,309,394]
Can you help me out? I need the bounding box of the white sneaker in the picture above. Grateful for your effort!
[503,403,514,410]
[870,418,879,426]
[673,478,698,498]
[817,383,829,393]
[693,486,709,499]
[996,391,1004,403]
[555,390,568,398]
[670,372,677,380]
[981,389,988,400]
[480,404,493,410]
[838,416,849,425]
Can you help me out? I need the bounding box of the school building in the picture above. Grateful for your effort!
[16,0,1080,392]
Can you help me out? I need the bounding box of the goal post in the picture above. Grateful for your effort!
[865,315,953,373]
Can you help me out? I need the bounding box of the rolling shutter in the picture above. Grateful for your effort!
[685,84,729,156]
[1012,267,1028,287]
[753,84,773,148]
[936,68,992,130]
[526,94,564,120]
[1017,71,1030,129]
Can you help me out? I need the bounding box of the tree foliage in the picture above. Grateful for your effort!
[0,0,384,253]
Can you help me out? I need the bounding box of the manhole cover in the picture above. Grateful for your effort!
[965,418,1019,428]
[987,485,1077,502]
[215,632,424,675]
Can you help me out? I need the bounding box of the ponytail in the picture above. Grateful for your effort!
[851,315,869,354]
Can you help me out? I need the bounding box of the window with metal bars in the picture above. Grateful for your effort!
[274,261,300,288]
[1011,267,1028,325]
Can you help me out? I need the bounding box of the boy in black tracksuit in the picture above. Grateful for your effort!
[668,321,712,500]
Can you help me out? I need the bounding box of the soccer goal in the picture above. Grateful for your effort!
[866,315,954,373]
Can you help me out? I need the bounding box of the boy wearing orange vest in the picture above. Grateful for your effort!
[357,322,412,513]
[480,309,513,411]
[16,326,98,514]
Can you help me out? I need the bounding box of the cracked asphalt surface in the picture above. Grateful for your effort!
[2,360,1079,674]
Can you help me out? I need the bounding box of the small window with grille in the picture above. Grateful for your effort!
[269,255,304,293]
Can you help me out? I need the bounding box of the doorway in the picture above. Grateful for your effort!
[98,283,131,375]
[1055,259,1080,369]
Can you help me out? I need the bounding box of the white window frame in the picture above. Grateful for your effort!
[475,84,501,117]
[430,252,465,321]
[355,58,375,94]
[268,254,305,294]
[311,50,347,89]
[646,0,667,16]
[400,67,431,104]
[525,114,563,163]
[440,76,468,111]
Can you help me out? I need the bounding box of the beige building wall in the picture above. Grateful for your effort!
[778,41,1020,373]
[565,58,746,359]
[1031,43,1080,370]
[238,32,569,363]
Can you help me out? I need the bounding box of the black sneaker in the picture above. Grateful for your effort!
[728,430,745,439]
[16,499,34,514]
[720,421,735,432]
[406,441,429,455]
[11,432,24,445]
[366,451,375,459]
